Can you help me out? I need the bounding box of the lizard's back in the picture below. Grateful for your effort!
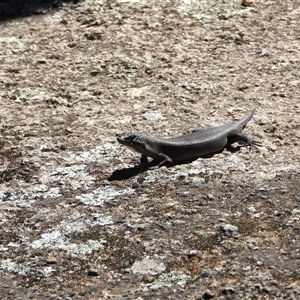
[147,112,254,162]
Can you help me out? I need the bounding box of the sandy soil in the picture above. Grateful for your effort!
[0,0,299,299]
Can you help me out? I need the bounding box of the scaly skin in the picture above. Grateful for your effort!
[117,112,262,168]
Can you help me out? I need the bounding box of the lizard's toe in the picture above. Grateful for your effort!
[248,140,262,148]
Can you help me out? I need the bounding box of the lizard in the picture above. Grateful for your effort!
[117,111,262,168]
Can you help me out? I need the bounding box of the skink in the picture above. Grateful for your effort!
[117,111,261,168]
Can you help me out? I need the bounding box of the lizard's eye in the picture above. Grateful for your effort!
[117,133,146,146]
[117,132,135,143]
[133,136,146,144]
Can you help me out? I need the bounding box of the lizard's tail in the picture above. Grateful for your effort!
[239,111,255,129]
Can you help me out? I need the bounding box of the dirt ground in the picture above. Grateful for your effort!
[0,0,299,299]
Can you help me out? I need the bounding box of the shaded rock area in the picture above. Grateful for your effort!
[0,0,299,299]
[0,0,77,21]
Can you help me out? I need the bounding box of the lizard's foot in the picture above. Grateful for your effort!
[246,139,262,148]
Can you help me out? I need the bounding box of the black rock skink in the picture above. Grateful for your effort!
[117,111,261,167]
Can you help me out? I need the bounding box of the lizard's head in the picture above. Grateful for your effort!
[117,132,147,153]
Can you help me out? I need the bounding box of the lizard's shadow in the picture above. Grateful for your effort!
[108,164,151,181]
[108,159,197,181]
[108,146,243,181]
[108,159,163,181]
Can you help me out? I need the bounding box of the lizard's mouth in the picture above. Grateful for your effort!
[117,136,125,143]
[117,136,131,146]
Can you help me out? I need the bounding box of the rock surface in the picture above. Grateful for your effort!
[0,0,299,299]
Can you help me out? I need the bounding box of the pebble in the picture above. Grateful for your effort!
[87,269,99,277]
[46,257,58,264]
[242,0,256,7]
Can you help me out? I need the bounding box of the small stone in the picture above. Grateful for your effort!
[201,269,212,278]
[218,224,239,237]
[274,210,282,216]
[60,19,68,25]
[46,257,58,264]
[87,269,99,277]
[0,138,7,148]
[207,194,215,200]
[142,274,155,283]
[221,287,236,295]
[203,290,215,299]
[248,206,257,213]
[242,0,255,7]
